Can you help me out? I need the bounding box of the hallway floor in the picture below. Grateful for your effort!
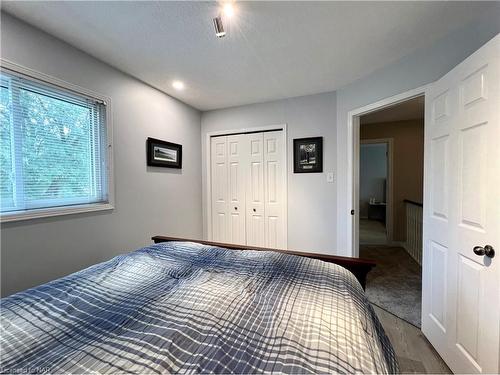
[361,245,422,327]
[359,219,388,245]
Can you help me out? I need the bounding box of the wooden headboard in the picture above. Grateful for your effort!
[152,236,375,290]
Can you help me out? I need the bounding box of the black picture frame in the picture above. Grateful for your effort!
[293,137,323,173]
[147,137,182,169]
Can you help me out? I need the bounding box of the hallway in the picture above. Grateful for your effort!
[359,218,387,245]
[361,245,422,327]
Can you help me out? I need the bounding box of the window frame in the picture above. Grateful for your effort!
[0,59,114,222]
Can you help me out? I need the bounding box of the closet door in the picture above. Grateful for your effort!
[227,134,247,245]
[211,136,228,242]
[246,133,265,247]
[264,131,286,248]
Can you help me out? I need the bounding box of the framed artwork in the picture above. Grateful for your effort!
[146,137,182,169]
[293,137,323,173]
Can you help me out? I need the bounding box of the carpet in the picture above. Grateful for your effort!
[360,245,422,328]
[360,219,388,245]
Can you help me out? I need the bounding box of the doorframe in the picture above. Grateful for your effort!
[205,124,288,246]
[346,85,428,257]
[359,138,394,244]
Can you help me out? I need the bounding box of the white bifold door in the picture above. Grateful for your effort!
[423,35,499,374]
[210,131,286,248]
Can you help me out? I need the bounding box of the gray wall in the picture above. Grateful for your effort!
[201,92,337,254]
[202,15,499,257]
[335,13,500,255]
[1,9,499,296]
[0,14,203,297]
[359,143,387,218]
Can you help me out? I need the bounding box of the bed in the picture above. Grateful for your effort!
[0,238,398,374]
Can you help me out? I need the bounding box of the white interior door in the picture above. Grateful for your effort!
[211,136,228,242]
[422,35,499,374]
[246,132,266,247]
[227,134,247,245]
[264,131,286,248]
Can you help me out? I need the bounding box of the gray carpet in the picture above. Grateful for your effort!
[360,245,422,327]
[360,219,388,245]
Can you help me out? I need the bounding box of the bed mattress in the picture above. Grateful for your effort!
[0,241,398,374]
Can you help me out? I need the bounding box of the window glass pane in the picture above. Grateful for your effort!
[19,89,92,203]
[0,70,108,216]
[0,85,14,208]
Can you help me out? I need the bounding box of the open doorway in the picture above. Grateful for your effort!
[359,139,392,245]
[358,96,424,328]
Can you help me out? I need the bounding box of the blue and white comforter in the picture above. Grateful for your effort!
[0,241,398,374]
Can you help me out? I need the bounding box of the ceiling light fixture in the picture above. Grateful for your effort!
[223,3,234,18]
[213,16,226,38]
[172,80,185,90]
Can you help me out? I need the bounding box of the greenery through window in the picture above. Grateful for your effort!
[0,70,108,216]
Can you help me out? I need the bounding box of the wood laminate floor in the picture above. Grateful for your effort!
[373,305,451,374]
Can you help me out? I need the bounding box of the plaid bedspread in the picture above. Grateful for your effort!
[0,241,398,374]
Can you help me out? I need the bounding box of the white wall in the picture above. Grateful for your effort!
[359,143,387,217]
[1,10,498,296]
[201,16,499,257]
[201,92,337,254]
[0,14,203,296]
[336,14,500,255]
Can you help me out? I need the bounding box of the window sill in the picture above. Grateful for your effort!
[0,202,114,223]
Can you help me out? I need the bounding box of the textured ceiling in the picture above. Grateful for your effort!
[2,1,497,110]
[361,96,424,125]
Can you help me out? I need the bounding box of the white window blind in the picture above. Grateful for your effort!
[0,69,109,216]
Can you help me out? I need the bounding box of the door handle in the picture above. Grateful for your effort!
[253,208,256,212]
[234,206,237,210]
[473,245,495,258]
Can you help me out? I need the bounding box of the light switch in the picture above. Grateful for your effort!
[326,172,334,183]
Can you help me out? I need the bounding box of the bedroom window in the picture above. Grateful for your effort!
[0,64,112,222]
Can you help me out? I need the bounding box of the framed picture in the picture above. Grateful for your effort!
[147,137,182,168]
[293,137,323,173]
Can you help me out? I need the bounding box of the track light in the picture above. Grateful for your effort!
[213,16,226,38]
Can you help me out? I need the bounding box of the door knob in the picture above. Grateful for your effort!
[253,208,256,212]
[473,245,495,258]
